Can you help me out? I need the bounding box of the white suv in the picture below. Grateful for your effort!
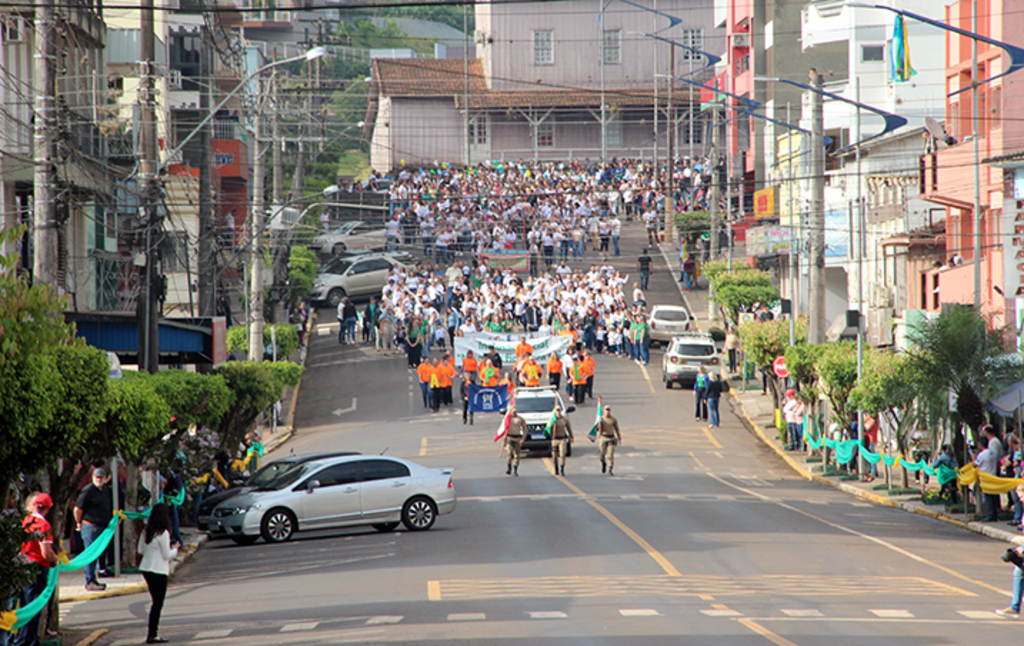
[662,332,721,388]
[513,387,576,456]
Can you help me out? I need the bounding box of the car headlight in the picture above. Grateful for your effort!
[215,503,261,517]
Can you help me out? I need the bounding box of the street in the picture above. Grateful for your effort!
[64,230,1022,646]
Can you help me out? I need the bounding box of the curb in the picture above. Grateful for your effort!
[265,309,316,456]
[726,391,1024,546]
[71,629,108,646]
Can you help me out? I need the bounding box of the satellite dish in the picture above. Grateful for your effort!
[925,117,949,149]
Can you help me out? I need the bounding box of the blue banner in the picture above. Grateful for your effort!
[468,383,510,413]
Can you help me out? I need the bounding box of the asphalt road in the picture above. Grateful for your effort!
[65,226,1023,646]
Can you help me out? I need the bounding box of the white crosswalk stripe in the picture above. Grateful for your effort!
[448,613,487,621]
[619,609,660,617]
[194,629,234,639]
[701,609,743,617]
[781,609,824,617]
[280,622,319,632]
[958,610,1000,619]
[527,611,568,619]
[870,609,913,618]
[365,615,404,625]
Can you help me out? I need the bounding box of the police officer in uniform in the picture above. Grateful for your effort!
[550,405,574,476]
[598,404,622,475]
[504,407,526,476]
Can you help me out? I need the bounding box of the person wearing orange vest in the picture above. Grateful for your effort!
[515,337,534,359]
[498,371,515,393]
[462,350,478,379]
[429,357,444,412]
[582,350,597,401]
[547,353,563,389]
[522,356,542,387]
[416,360,434,408]
[480,358,500,387]
[439,353,456,407]
[571,356,588,406]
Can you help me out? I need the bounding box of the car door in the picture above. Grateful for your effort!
[294,462,361,528]
[344,260,376,296]
[358,459,412,520]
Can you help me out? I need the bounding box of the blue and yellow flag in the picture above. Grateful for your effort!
[891,15,916,82]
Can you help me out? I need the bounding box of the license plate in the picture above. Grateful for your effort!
[688,361,701,366]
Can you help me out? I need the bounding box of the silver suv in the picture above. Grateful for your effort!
[662,332,721,388]
[309,254,410,307]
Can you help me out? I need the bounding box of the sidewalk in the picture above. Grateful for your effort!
[657,242,1024,548]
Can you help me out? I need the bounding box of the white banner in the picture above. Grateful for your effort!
[454,332,573,365]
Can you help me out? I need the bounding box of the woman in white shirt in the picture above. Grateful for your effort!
[138,503,179,644]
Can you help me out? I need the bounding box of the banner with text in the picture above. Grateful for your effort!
[468,383,511,413]
[454,332,573,365]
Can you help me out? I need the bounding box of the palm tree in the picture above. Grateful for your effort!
[909,306,1024,465]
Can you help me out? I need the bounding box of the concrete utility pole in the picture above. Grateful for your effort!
[138,0,161,372]
[806,69,826,345]
[971,0,982,309]
[32,0,57,287]
[709,107,719,261]
[270,80,288,324]
[248,95,266,362]
[787,102,796,347]
[197,28,216,318]
[599,0,606,162]
[463,3,471,167]
[666,43,674,238]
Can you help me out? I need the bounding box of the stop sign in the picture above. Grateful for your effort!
[773,355,789,379]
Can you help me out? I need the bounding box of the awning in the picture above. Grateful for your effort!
[987,380,1024,417]
[66,312,228,367]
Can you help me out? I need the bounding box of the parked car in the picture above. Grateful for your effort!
[648,305,693,346]
[317,250,413,276]
[207,455,456,544]
[309,221,387,255]
[662,332,721,388]
[196,452,359,532]
[309,255,410,307]
[515,387,576,456]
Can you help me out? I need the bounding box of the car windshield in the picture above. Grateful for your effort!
[247,461,298,487]
[320,260,352,277]
[256,464,310,491]
[655,310,689,321]
[331,222,360,235]
[674,344,714,356]
[516,396,557,413]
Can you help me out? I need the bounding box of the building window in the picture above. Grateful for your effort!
[606,116,622,148]
[991,86,1002,129]
[602,29,622,65]
[536,120,554,148]
[681,116,703,145]
[2,15,23,43]
[159,232,189,273]
[735,53,750,75]
[680,29,704,61]
[468,116,488,144]
[862,44,884,62]
[533,30,554,65]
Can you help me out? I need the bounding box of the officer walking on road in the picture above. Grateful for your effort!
[504,407,526,476]
[598,405,622,476]
[551,405,574,477]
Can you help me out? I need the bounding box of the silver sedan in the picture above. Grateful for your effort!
[207,455,457,544]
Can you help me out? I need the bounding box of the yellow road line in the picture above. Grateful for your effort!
[427,580,441,601]
[419,437,428,457]
[737,618,802,646]
[688,451,706,468]
[638,363,657,394]
[549,460,682,577]
[708,473,994,598]
[711,603,730,610]
[702,427,723,449]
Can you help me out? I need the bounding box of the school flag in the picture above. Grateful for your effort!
[494,394,515,442]
[588,397,604,442]
[468,383,511,413]
[542,402,559,439]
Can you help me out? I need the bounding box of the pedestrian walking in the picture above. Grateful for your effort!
[707,373,722,428]
[75,466,113,591]
[724,326,740,373]
[550,405,574,477]
[682,253,697,291]
[783,390,804,450]
[637,249,653,291]
[694,367,709,421]
[11,492,58,646]
[138,503,179,644]
[460,376,474,425]
[503,407,526,476]
[597,404,622,475]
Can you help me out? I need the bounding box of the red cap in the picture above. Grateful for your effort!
[786,389,796,397]
[33,493,53,509]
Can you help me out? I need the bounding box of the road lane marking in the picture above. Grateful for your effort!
[702,609,742,617]
[365,615,403,625]
[708,472,997,598]
[619,609,660,616]
[527,611,567,619]
[869,609,913,618]
[959,610,1000,619]
[702,428,723,449]
[781,610,823,617]
[280,622,319,632]
[332,397,358,416]
[448,613,486,621]
[545,457,682,577]
[737,618,802,646]
[427,580,441,601]
[638,363,656,393]
[688,451,706,468]
[194,630,233,639]
[420,437,428,456]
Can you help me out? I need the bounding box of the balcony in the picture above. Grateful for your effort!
[919,142,978,211]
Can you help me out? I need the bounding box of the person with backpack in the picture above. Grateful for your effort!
[694,367,709,422]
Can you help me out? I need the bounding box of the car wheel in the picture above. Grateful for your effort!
[260,508,297,543]
[665,376,673,389]
[401,496,437,531]
[230,535,259,546]
[372,522,399,533]
[332,242,347,254]
[327,288,346,308]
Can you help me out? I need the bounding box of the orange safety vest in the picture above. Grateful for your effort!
[582,356,596,378]
[524,362,541,387]
[515,342,533,358]
[571,363,587,385]
[547,355,563,375]
[438,363,455,388]
[481,365,499,387]
[417,362,434,384]
[462,356,478,375]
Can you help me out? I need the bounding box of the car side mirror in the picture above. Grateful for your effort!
[306,480,320,492]
[566,405,577,414]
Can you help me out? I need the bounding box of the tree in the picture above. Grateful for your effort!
[226,323,300,360]
[908,306,1024,465]
[151,370,231,434]
[674,210,711,246]
[215,361,303,451]
[288,246,318,308]
[738,318,804,408]
[704,265,779,322]
[815,341,858,428]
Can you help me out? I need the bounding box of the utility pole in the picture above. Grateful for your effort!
[599,0,606,162]
[463,3,470,167]
[270,80,288,324]
[652,0,658,170]
[709,106,719,264]
[855,78,867,479]
[806,68,826,345]
[32,0,57,287]
[787,102,796,347]
[248,92,265,362]
[138,0,161,372]
[971,0,982,309]
[666,43,674,241]
[197,28,216,318]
